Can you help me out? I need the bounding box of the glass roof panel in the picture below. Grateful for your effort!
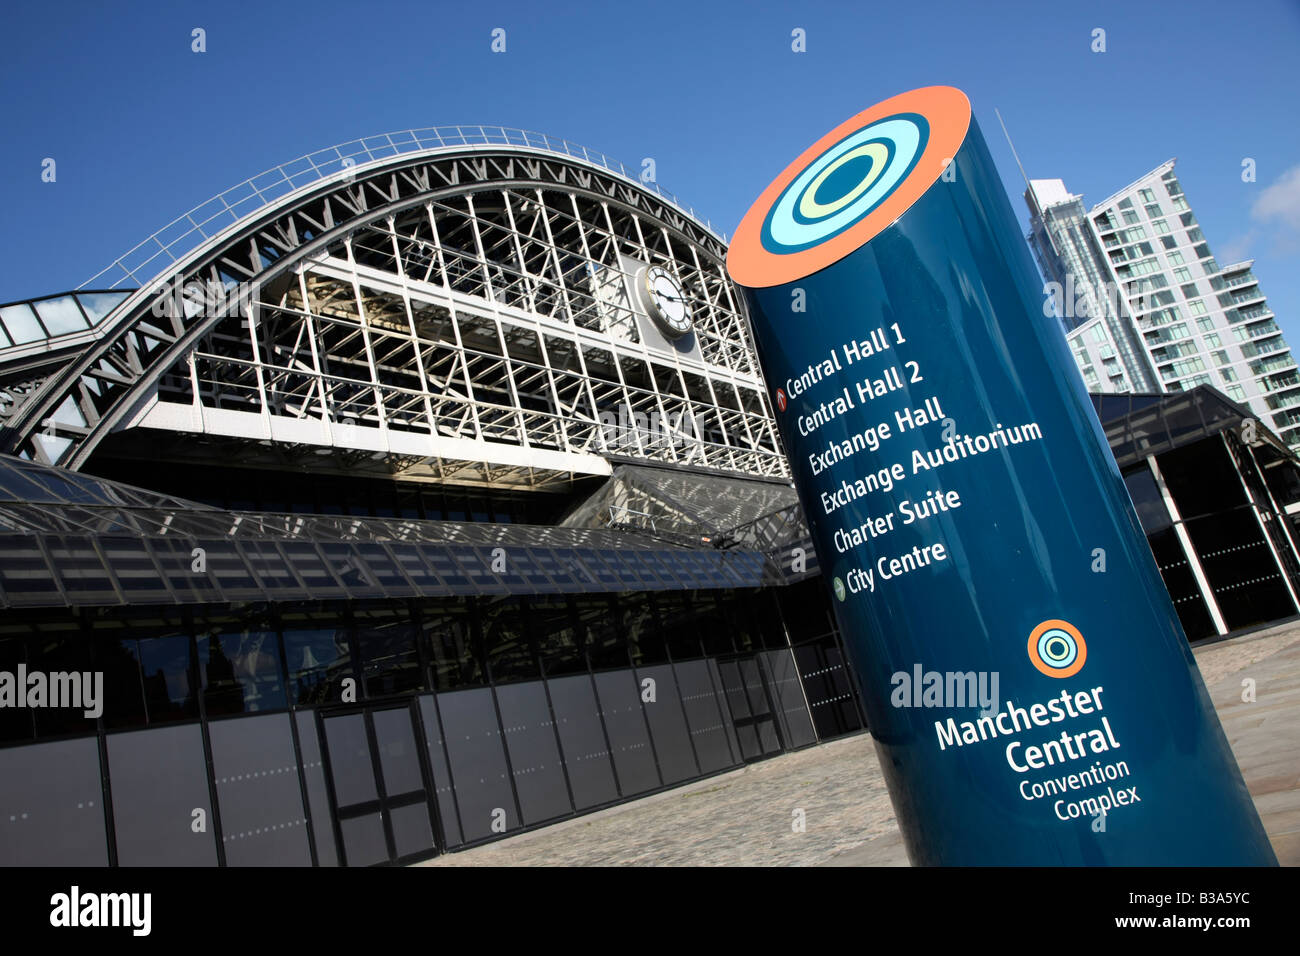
[32,296,89,335]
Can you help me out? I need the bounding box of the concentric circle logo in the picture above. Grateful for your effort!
[727,86,971,288]
[1027,619,1087,679]
[760,114,928,255]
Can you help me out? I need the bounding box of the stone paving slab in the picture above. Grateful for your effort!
[419,623,1300,867]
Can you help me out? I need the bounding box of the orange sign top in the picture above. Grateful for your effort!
[727,86,972,288]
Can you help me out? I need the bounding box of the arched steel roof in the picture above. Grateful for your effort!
[81,127,726,291]
[1,132,737,473]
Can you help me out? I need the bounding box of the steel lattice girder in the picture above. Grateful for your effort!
[4,146,782,485]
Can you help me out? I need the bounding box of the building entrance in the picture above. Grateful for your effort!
[716,653,785,762]
[317,699,441,866]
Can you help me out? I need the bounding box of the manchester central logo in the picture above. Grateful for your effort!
[1027,619,1087,678]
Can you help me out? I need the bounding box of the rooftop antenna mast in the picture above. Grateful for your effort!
[996,106,1061,259]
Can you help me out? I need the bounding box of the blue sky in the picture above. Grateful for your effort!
[3,0,1299,340]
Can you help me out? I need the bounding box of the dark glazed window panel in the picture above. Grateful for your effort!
[532,599,586,676]
[1123,466,1173,534]
[29,631,98,738]
[321,713,378,808]
[695,595,735,656]
[284,628,354,706]
[674,659,738,773]
[623,593,668,666]
[495,681,572,825]
[1146,529,1217,641]
[481,598,538,683]
[197,629,286,716]
[357,621,422,697]
[794,639,863,738]
[0,737,108,866]
[762,650,817,749]
[420,600,485,690]
[108,724,218,866]
[776,578,836,642]
[294,712,338,866]
[208,714,311,866]
[97,637,148,729]
[546,674,618,810]
[1184,511,1295,630]
[656,593,705,660]
[635,663,697,784]
[749,591,791,650]
[0,638,33,741]
[340,813,389,867]
[593,670,661,796]
[137,634,198,724]
[575,596,629,671]
[389,803,435,859]
[710,658,745,759]
[436,687,515,843]
[372,706,424,796]
[1159,442,1247,520]
[417,695,463,847]
[719,660,751,718]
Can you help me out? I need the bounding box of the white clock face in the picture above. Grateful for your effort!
[642,266,692,337]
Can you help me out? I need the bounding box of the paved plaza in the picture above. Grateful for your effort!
[421,622,1300,867]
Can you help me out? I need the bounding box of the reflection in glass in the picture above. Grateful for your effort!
[533,599,586,676]
[356,621,421,697]
[481,598,538,684]
[575,596,626,671]
[198,629,286,715]
[421,600,484,690]
[623,593,667,666]
[137,635,198,724]
[283,628,354,705]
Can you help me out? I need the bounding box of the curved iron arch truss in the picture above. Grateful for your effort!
[1,143,787,489]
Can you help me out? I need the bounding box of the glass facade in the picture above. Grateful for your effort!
[0,582,862,866]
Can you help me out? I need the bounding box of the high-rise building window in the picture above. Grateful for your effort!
[1140,189,1157,203]
[1189,300,1208,315]
[1167,250,1185,265]
[1145,204,1163,218]
[1204,333,1222,348]
[1221,367,1238,383]
[1153,219,1171,234]
[1123,210,1140,225]
[1181,283,1199,299]
[1227,385,1247,402]
[1174,268,1192,283]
